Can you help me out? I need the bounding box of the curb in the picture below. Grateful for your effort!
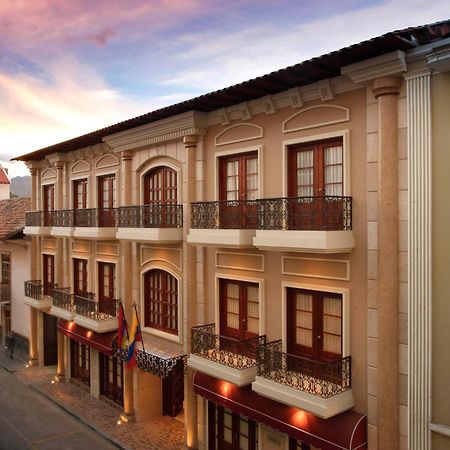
[29,383,132,450]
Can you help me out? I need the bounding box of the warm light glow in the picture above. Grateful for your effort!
[51,380,55,384]
[219,381,233,397]
[291,409,308,428]
[117,420,122,425]
[86,331,93,339]
[68,321,75,331]
[25,364,29,368]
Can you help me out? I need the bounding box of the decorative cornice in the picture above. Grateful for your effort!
[341,50,407,84]
[404,68,432,81]
[104,110,207,152]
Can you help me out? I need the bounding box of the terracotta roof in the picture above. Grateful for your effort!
[0,197,31,240]
[0,167,10,185]
[13,19,450,163]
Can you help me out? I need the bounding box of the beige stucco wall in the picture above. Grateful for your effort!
[431,71,450,450]
[0,240,31,340]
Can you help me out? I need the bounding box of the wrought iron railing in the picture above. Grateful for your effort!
[191,196,352,231]
[73,208,117,227]
[112,340,187,378]
[256,340,351,398]
[0,283,10,303]
[74,292,119,320]
[52,287,73,311]
[52,209,74,227]
[24,280,43,300]
[117,204,183,228]
[25,211,43,227]
[191,324,266,370]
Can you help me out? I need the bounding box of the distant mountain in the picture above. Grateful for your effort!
[10,176,31,198]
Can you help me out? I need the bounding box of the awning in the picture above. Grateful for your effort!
[194,372,367,450]
[58,319,116,356]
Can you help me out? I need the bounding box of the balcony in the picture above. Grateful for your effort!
[24,211,52,235]
[187,324,266,386]
[188,197,355,252]
[116,204,183,242]
[0,283,10,304]
[23,280,54,309]
[51,210,75,237]
[252,341,353,419]
[72,208,117,239]
[50,287,74,320]
[252,196,355,253]
[187,200,258,247]
[74,292,119,332]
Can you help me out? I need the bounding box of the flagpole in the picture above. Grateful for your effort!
[121,302,130,341]
[133,302,146,353]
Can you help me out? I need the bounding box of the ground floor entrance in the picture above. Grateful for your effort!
[43,313,57,365]
[70,340,90,386]
[100,353,124,405]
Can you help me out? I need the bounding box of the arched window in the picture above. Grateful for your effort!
[143,166,177,205]
[144,269,178,335]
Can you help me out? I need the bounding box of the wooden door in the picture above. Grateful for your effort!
[73,178,87,225]
[98,262,116,316]
[43,313,57,366]
[143,167,178,227]
[43,184,55,226]
[288,139,343,230]
[42,254,55,296]
[98,174,115,226]
[162,359,184,417]
[287,288,342,379]
[70,340,90,386]
[219,279,259,343]
[219,153,258,229]
[73,258,88,295]
[100,353,123,405]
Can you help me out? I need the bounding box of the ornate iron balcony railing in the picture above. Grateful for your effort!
[73,208,117,227]
[191,324,266,370]
[0,283,10,303]
[52,287,73,311]
[24,280,43,300]
[113,341,187,378]
[74,292,119,320]
[117,204,183,228]
[25,211,43,227]
[256,340,352,398]
[191,196,352,231]
[52,209,74,227]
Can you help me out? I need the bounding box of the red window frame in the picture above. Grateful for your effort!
[143,167,178,205]
[70,340,90,386]
[144,269,178,335]
[98,174,115,226]
[100,353,123,405]
[42,254,55,296]
[73,258,88,295]
[73,178,88,210]
[43,184,55,226]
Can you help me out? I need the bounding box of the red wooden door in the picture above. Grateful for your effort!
[70,340,90,386]
[143,167,178,226]
[162,358,184,417]
[219,153,258,229]
[98,174,115,226]
[219,279,259,342]
[288,139,343,230]
[98,262,116,316]
[42,254,55,296]
[73,258,88,295]
[100,353,123,405]
[43,184,55,226]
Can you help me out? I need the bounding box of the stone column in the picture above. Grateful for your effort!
[373,76,401,450]
[183,135,198,449]
[55,161,64,210]
[120,150,135,420]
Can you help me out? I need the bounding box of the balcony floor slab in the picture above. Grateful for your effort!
[24,226,52,236]
[73,228,117,240]
[50,306,75,321]
[74,315,118,333]
[187,229,256,247]
[188,354,257,387]
[51,227,74,237]
[24,297,52,310]
[116,227,182,243]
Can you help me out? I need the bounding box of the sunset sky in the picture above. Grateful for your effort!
[1,0,448,177]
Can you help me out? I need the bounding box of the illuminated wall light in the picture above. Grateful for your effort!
[86,331,93,339]
[219,381,233,397]
[68,321,75,331]
[291,409,308,428]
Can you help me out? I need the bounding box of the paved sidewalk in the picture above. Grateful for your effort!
[0,349,185,450]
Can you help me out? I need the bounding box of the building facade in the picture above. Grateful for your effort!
[15,20,450,450]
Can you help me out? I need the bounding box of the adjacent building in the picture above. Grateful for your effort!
[13,20,450,450]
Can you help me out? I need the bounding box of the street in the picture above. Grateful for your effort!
[0,367,119,450]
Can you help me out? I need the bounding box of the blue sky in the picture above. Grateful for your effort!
[0,0,448,177]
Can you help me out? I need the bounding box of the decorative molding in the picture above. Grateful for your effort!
[430,423,450,437]
[215,251,265,272]
[41,168,57,179]
[288,87,303,108]
[281,256,350,281]
[95,153,119,169]
[140,246,182,271]
[262,95,276,115]
[282,105,350,133]
[71,160,91,173]
[238,102,252,120]
[215,123,263,147]
[95,243,119,257]
[104,111,207,152]
[317,79,334,101]
[407,69,432,450]
[341,50,407,83]
[218,108,230,126]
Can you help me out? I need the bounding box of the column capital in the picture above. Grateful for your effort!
[183,135,199,148]
[54,161,65,170]
[372,76,402,98]
[29,167,38,176]
[121,150,133,161]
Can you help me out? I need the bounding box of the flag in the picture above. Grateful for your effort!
[126,307,142,369]
[117,303,128,350]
